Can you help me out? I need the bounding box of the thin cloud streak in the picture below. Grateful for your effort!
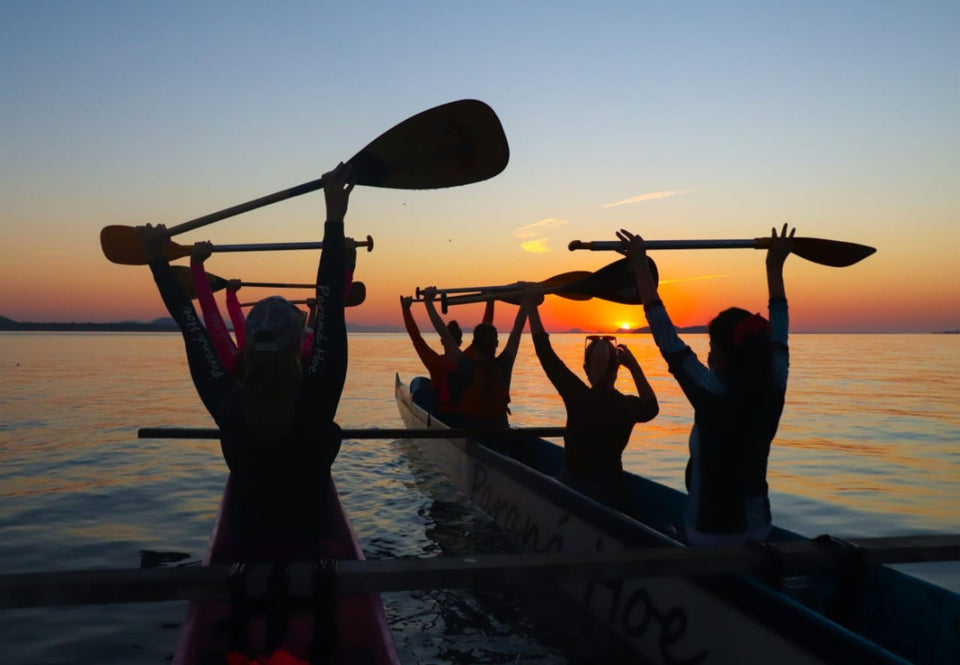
[514,218,569,254]
[513,217,569,239]
[603,189,692,208]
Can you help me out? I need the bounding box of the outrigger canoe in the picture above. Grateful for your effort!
[172,474,400,665]
[395,373,959,665]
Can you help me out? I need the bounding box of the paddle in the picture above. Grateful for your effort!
[416,283,525,298]
[171,269,366,305]
[106,234,374,267]
[568,236,876,267]
[138,426,565,440]
[440,258,659,312]
[238,282,367,308]
[438,271,594,313]
[101,99,509,264]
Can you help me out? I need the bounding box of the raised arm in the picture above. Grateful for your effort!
[619,228,722,398]
[138,224,233,419]
[521,287,581,393]
[225,279,245,347]
[190,242,238,372]
[618,344,659,419]
[302,163,353,423]
[500,301,529,362]
[481,299,495,324]
[422,287,461,359]
[401,295,442,366]
[766,223,794,301]
[766,224,794,389]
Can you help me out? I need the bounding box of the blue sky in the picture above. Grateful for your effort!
[2,2,958,331]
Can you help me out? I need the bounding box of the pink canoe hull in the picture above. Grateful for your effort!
[172,475,400,665]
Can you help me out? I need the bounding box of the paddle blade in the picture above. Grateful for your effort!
[563,257,659,305]
[780,237,876,267]
[348,100,509,189]
[540,270,594,301]
[100,226,147,265]
[346,281,366,307]
[100,226,193,265]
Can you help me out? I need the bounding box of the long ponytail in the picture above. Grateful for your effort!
[235,345,303,440]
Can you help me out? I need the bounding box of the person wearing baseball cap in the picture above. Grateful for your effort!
[137,162,355,544]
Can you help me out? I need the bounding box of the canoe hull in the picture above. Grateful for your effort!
[172,474,399,665]
[395,374,923,665]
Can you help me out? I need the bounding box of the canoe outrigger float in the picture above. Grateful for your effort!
[395,373,959,665]
[172,475,400,665]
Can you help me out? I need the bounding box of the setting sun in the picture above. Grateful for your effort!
[619,322,633,331]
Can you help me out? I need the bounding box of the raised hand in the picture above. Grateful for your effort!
[420,286,438,302]
[616,229,659,304]
[766,223,796,269]
[322,162,356,222]
[191,241,213,263]
[135,224,169,261]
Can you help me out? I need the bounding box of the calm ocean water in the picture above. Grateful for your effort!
[0,331,958,664]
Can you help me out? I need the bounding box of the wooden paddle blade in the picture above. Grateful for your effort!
[100,226,194,265]
[346,281,366,307]
[754,236,877,267]
[563,257,659,305]
[539,270,594,301]
[348,100,509,189]
[539,271,593,289]
[100,226,148,265]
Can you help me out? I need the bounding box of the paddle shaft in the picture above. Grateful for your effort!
[439,271,594,313]
[416,282,524,298]
[240,282,365,308]
[241,282,317,289]
[568,236,876,268]
[138,426,565,439]
[570,239,761,251]
[165,179,323,237]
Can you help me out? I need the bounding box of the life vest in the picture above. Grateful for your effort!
[458,355,510,423]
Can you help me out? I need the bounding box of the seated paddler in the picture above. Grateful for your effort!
[520,287,659,509]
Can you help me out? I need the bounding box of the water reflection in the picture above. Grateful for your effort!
[1,331,958,663]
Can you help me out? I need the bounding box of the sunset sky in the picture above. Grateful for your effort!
[2,2,958,333]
